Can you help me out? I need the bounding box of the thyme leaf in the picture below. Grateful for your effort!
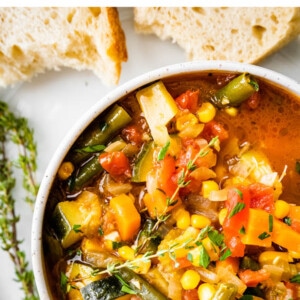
[0,101,39,299]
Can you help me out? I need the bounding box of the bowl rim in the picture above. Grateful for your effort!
[31,60,300,298]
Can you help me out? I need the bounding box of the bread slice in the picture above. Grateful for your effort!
[134,7,300,63]
[0,7,127,87]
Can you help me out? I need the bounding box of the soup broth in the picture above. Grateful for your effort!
[43,71,300,300]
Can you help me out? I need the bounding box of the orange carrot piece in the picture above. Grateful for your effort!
[110,194,141,241]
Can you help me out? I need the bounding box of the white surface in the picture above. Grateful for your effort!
[0,7,299,300]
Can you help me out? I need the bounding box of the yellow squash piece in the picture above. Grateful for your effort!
[52,191,102,248]
[136,81,178,146]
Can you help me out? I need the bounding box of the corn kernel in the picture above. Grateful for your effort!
[224,107,239,117]
[176,209,191,229]
[218,208,228,226]
[176,113,198,131]
[202,180,219,198]
[196,102,216,123]
[58,161,74,180]
[180,269,201,290]
[131,254,151,274]
[191,214,211,229]
[202,237,219,261]
[118,246,135,260]
[197,283,216,299]
[274,200,290,219]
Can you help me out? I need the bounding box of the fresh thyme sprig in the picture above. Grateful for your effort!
[136,136,219,254]
[0,101,39,299]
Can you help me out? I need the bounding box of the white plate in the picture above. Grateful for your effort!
[0,7,299,299]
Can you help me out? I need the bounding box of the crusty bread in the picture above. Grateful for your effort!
[134,7,300,64]
[0,7,127,87]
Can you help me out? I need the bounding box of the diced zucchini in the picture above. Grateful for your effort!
[136,81,178,146]
[132,141,155,182]
[52,191,102,248]
[80,276,126,300]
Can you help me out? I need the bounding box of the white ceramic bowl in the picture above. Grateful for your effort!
[31,60,300,299]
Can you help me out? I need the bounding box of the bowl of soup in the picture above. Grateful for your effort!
[32,61,300,300]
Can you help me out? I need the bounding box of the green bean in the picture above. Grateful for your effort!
[72,104,132,163]
[72,155,103,191]
[118,267,168,300]
[212,283,238,300]
[211,73,259,108]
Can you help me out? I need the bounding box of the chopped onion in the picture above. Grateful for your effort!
[208,188,228,201]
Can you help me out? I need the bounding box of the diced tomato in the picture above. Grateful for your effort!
[249,182,275,213]
[246,91,260,110]
[173,256,193,269]
[99,151,131,178]
[201,120,229,143]
[122,124,144,145]
[157,154,178,197]
[224,235,245,257]
[238,269,270,287]
[182,289,199,300]
[223,185,250,257]
[175,90,199,113]
[285,282,299,299]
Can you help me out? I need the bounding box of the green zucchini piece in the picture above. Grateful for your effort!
[52,191,102,248]
[80,275,126,300]
[132,141,155,182]
[212,283,238,300]
[118,267,168,300]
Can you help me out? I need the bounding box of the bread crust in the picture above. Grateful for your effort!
[0,7,127,87]
[134,7,300,64]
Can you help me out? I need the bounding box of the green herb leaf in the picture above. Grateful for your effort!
[115,274,137,295]
[208,230,224,246]
[75,144,105,153]
[220,248,232,261]
[157,141,170,161]
[199,245,210,268]
[234,188,243,200]
[296,161,300,174]
[269,214,273,232]
[72,224,83,233]
[258,232,271,240]
[283,216,292,226]
[239,226,246,235]
[229,202,245,218]
[290,273,300,283]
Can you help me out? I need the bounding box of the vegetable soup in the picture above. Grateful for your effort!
[43,71,300,300]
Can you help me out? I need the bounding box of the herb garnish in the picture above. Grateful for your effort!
[229,202,245,218]
[258,232,271,240]
[0,101,39,299]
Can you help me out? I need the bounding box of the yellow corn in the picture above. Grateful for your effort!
[218,208,228,226]
[196,102,216,123]
[118,245,135,261]
[259,251,293,265]
[224,107,239,117]
[176,112,198,131]
[176,209,191,229]
[274,200,290,219]
[180,269,201,290]
[197,283,216,300]
[191,214,211,229]
[202,180,219,198]
[202,237,219,261]
[58,161,74,180]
